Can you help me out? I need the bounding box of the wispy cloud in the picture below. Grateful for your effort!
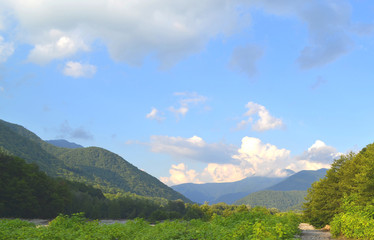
[229,44,263,78]
[63,61,97,78]
[310,76,327,90]
[0,35,14,63]
[169,92,207,119]
[57,120,93,140]
[146,107,165,122]
[150,135,236,164]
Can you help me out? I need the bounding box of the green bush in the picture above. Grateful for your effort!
[0,209,301,240]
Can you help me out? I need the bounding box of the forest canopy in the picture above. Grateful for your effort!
[304,143,374,229]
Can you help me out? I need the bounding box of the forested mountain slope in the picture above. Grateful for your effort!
[266,168,328,191]
[231,169,328,211]
[235,190,307,211]
[0,119,189,202]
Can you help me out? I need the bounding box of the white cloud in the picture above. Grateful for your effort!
[299,140,341,164]
[169,92,207,119]
[160,163,201,185]
[201,163,254,183]
[0,0,368,69]
[169,106,189,117]
[238,102,284,131]
[63,61,97,78]
[150,135,236,163]
[3,0,247,67]
[0,36,14,62]
[146,107,165,121]
[232,137,291,176]
[160,138,341,184]
[229,44,263,78]
[27,29,89,65]
[161,162,253,185]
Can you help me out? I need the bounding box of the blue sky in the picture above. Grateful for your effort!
[1,0,374,185]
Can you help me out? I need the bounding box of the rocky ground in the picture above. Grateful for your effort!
[299,223,332,240]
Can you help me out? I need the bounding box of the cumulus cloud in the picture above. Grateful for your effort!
[232,137,291,176]
[229,44,263,78]
[146,107,165,121]
[150,135,236,163]
[57,120,93,140]
[63,61,97,78]
[237,102,284,131]
[201,163,254,183]
[169,92,207,119]
[159,137,341,185]
[0,36,14,62]
[27,29,89,65]
[299,140,341,163]
[160,163,201,185]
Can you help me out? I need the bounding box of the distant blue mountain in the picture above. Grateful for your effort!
[45,139,84,149]
[172,176,286,204]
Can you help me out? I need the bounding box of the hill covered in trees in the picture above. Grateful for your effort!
[304,142,374,239]
[0,152,194,220]
[235,190,307,211]
[0,119,189,202]
[266,168,327,191]
[230,169,327,211]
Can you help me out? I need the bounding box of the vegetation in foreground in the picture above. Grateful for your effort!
[303,142,374,239]
[0,209,301,240]
[0,151,201,220]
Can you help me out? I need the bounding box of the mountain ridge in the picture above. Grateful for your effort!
[172,176,286,204]
[0,119,189,202]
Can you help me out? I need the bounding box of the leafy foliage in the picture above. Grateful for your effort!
[0,208,301,240]
[0,152,71,218]
[304,142,374,236]
[235,190,307,212]
[330,195,374,239]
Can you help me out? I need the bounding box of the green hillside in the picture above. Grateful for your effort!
[0,119,189,202]
[266,168,327,191]
[235,190,307,211]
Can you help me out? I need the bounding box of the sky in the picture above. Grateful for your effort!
[1,0,374,186]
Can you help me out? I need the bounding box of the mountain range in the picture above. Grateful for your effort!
[0,119,189,202]
[172,168,328,209]
[172,176,286,204]
[0,118,329,209]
